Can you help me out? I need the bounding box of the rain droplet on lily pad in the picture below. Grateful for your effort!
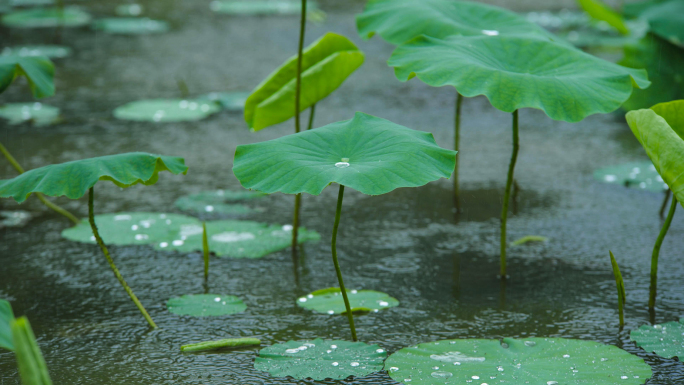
[0,103,60,126]
[1,7,92,28]
[296,287,398,314]
[210,0,317,15]
[167,294,246,317]
[174,189,267,216]
[113,99,220,122]
[594,161,667,192]
[92,17,169,35]
[1,45,71,59]
[630,319,684,359]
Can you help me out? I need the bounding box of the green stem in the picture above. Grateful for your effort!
[88,187,157,329]
[609,251,626,328]
[649,194,677,311]
[307,104,316,131]
[453,92,462,212]
[291,193,301,253]
[291,0,307,252]
[659,189,671,219]
[202,222,209,282]
[0,141,80,225]
[500,110,519,280]
[331,184,357,341]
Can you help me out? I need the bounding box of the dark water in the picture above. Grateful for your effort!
[1,0,683,384]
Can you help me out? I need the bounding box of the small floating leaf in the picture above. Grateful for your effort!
[167,294,246,317]
[630,319,684,359]
[1,7,91,28]
[198,91,249,111]
[0,299,14,351]
[181,337,261,352]
[593,161,667,192]
[93,17,169,35]
[254,338,386,380]
[0,210,34,229]
[11,317,53,385]
[0,55,54,98]
[385,338,652,385]
[0,103,60,126]
[174,189,267,216]
[510,235,548,246]
[297,288,398,314]
[113,99,220,122]
[1,45,71,59]
[210,0,317,15]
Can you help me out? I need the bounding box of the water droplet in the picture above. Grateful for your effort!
[351,362,360,367]
[404,379,411,382]
[285,349,299,354]
[432,366,439,370]
[335,162,350,168]
[172,240,184,246]
[205,205,214,212]
[306,294,314,299]
[563,354,570,358]
[326,350,332,353]
[431,352,485,363]
[524,341,536,347]
[214,297,221,302]
[114,214,132,221]
[376,349,384,353]
[134,234,148,241]
[431,371,453,379]
[454,362,461,365]
[621,376,628,380]
[547,382,558,385]
[179,100,189,108]
[497,366,504,372]
[282,224,293,231]
[600,357,608,361]
[482,30,499,36]
[389,367,399,372]
[131,225,139,231]
[327,310,334,314]
[332,362,339,366]
[351,290,358,294]
[90,236,96,241]
[212,231,255,243]
[298,346,307,350]
[472,375,480,380]
[159,242,168,248]
[378,301,389,307]
[331,345,337,349]
[298,297,307,302]
[604,174,617,182]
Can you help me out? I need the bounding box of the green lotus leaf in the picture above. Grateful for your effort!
[1,7,91,28]
[630,319,684,359]
[11,317,53,385]
[0,103,60,126]
[254,338,386,380]
[624,0,684,47]
[198,91,249,111]
[0,299,14,351]
[244,32,364,131]
[92,17,169,35]
[593,161,667,192]
[9,0,54,7]
[296,288,398,314]
[385,338,652,384]
[234,112,456,195]
[651,99,684,133]
[0,152,188,203]
[389,35,649,122]
[174,189,267,216]
[0,210,34,229]
[626,103,684,205]
[166,294,246,317]
[113,99,221,122]
[1,45,71,59]
[0,55,54,98]
[577,0,629,34]
[115,4,143,17]
[210,0,317,15]
[356,0,558,45]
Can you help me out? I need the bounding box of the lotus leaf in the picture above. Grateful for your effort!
[1,7,91,28]
[254,338,386,380]
[9,0,54,6]
[198,91,249,111]
[11,317,52,385]
[166,294,246,317]
[181,337,261,352]
[1,45,71,59]
[113,99,220,122]
[297,288,399,314]
[577,0,629,34]
[210,0,317,15]
[630,319,684,359]
[0,210,34,229]
[0,55,54,98]
[0,103,60,126]
[385,338,651,384]
[624,0,684,46]
[0,299,13,351]
[115,4,143,17]
[244,32,364,131]
[593,161,667,192]
[0,153,188,203]
[234,112,456,195]
[93,17,169,35]
[626,101,684,205]
[356,0,558,45]
[174,189,267,216]
[389,35,649,122]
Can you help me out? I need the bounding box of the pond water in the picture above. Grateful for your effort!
[1,0,683,384]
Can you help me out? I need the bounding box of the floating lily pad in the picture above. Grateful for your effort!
[0,210,33,229]
[1,7,92,28]
[297,288,399,314]
[0,299,13,351]
[630,319,684,359]
[385,338,652,384]
[166,294,246,317]
[1,45,71,59]
[594,161,667,192]
[210,0,317,15]
[113,99,221,122]
[0,103,60,126]
[254,338,386,380]
[174,189,267,216]
[198,91,249,111]
[9,0,54,6]
[115,3,143,16]
[93,17,169,35]
[624,0,684,47]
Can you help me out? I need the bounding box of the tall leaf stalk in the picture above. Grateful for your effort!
[609,251,626,328]
[453,92,463,211]
[291,0,308,252]
[500,110,519,279]
[649,194,677,311]
[331,184,357,341]
[202,222,210,282]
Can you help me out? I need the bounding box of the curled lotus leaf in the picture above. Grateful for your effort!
[0,55,54,98]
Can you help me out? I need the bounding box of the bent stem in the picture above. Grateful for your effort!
[500,110,519,280]
[0,141,80,225]
[659,189,671,219]
[88,187,157,329]
[649,194,677,311]
[453,91,463,211]
[331,184,357,341]
[609,251,626,329]
[291,0,308,252]
[202,222,209,282]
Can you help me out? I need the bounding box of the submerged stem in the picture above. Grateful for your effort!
[649,194,677,311]
[500,110,519,280]
[453,91,463,212]
[331,185,357,341]
[0,141,80,225]
[88,187,157,329]
[291,0,307,251]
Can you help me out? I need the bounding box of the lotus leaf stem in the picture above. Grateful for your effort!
[332,184,357,341]
[609,251,626,328]
[453,91,462,211]
[88,187,157,329]
[500,110,519,279]
[0,141,80,225]
[659,189,671,219]
[649,194,677,311]
[307,104,316,131]
[202,222,209,282]
[291,0,308,252]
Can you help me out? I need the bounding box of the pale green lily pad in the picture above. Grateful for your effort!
[625,0,684,47]
[385,338,652,384]
[1,45,71,59]
[9,0,54,6]
[296,288,399,314]
[1,7,92,28]
[630,319,684,359]
[594,161,667,192]
[113,99,220,122]
[174,189,267,216]
[0,210,33,229]
[210,0,317,15]
[93,17,169,35]
[0,102,60,126]
[115,4,143,16]
[254,338,386,380]
[167,294,246,317]
[0,299,14,351]
[198,91,249,111]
